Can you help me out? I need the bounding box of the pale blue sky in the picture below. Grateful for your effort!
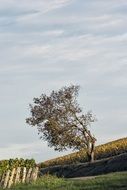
[0,0,127,162]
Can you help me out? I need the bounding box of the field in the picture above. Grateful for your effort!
[40,152,127,178]
[40,137,127,168]
[0,138,127,189]
[1,172,127,190]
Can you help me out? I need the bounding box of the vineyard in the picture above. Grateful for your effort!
[40,137,127,168]
[0,159,36,176]
[0,159,38,189]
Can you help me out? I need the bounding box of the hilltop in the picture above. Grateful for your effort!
[40,137,127,178]
[40,137,127,168]
[40,152,127,178]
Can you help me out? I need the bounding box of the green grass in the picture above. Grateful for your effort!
[1,171,127,190]
[69,172,127,190]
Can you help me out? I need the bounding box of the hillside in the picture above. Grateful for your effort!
[40,137,127,168]
[40,152,127,178]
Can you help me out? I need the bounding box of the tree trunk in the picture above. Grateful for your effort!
[87,141,95,163]
[90,141,95,162]
[90,149,94,162]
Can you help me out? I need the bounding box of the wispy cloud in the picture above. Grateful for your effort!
[0,141,72,162]
[0,0,73,16]
[0,0,127,162]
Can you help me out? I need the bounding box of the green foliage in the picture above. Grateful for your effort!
[2,172,127,190]
[0,158,36,176]
[39,137,127,168]
[26,85,96,161]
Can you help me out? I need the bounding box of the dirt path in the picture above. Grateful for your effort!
[68,176,96,180]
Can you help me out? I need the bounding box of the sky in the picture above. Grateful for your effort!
[0,0,127,163]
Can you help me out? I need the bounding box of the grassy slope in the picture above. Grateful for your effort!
[4,172,127,190]
[40,137,127,168]
[40,152,127,177]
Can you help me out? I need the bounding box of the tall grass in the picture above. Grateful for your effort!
[2,172,127,190]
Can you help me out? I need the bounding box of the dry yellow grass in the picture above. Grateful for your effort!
[40,137,127,168]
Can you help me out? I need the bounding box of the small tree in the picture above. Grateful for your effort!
[26,85,96,162]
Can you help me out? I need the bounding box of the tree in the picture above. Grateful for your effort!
[26,85,96,162]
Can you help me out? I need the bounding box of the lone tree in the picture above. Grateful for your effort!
[26,85,96,162]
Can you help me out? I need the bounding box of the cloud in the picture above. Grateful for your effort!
[0,0,74,33]
[0,0,73,16]
[0,0,127,161]
[0,141,73,162]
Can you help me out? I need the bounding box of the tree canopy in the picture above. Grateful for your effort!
[26,85,96,162]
